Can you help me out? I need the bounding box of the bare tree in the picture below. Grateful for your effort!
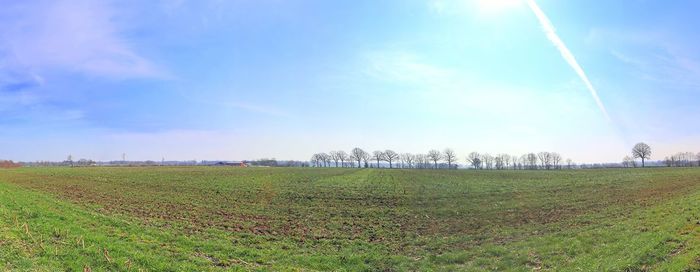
[310,153,321,167]
[319,153,332,167]
[495,154,510,170]
[67,154,74,167]
[350,148,367,168]
[512,155,520,169]
[501,154,512,169]
[622,156,634,168]
[494,155,504,170]
[401,153,415,169]
[415,154,428,169]
[384,150,399,168]
[632,142,652,167]
[361,151,371,168]
[566,158,573,169]
[329,151,341,167]
[526,153,538,170]
[697,152,700,167]
[551,153,562,169]
[482,153,494,170]
[372,150,385,168]
[427,150,442,169]
[466,152,482,169]
[537,152,553,170]
[443,148,457,169]
[336,151,349,167]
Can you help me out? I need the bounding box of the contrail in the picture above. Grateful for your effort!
[525,0,611,121]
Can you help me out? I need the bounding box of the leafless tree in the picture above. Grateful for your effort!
[310,153,321,167]
[537,152,553,170]
[67,154,74,167]
[427,150,442,169]
[526,153,538,170]
[566,158,573,169]
[466,152,482,169]
[622,156,634,168]
[663,156,672,167]
[319,153,332,167]
[668,152,696,167]
[361,151,371,168]
[337,151,349,167]
[494,154,505,170]
[495,154,510,170]
[415,154,427,169]
[443,148,457,169]
[384,150,399,168]
[350,147,367,168]
[372,150,385,168]
[482,153,494,170]
[502,154,512,169]
[632,142,652,167]
[697,152,700,167]
[329,151,341,167]
[401,153,415,169]
[551,153,562,169]
[519,154,528,169]
[512,155,520,169]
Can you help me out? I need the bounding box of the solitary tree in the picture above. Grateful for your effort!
[632,142,652,167]
[443,148,457,169]
[427,150,442,169]
[67,154,74,167]
[384,150,399,168]
[350,148,367,168]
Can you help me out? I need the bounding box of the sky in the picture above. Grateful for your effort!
[1,0,699,163]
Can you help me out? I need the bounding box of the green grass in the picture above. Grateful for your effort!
[2,167,700,271]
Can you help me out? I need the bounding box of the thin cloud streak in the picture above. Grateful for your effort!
[525,0,611,121]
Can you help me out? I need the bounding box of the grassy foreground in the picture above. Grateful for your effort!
[1,167,700,271]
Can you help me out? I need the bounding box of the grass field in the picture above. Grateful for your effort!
[1,167,700,271]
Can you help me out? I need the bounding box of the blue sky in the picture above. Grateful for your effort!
[1,0,699,163]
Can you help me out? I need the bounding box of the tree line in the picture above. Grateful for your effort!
[310,148,574,170]
[662,152,700,167]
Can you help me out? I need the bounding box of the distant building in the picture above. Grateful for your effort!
[214,161,248,167]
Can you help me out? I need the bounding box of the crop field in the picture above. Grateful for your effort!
[1,167,700,271]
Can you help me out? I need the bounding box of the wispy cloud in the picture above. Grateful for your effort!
[588,29,700,89]
[525,0,611,121]
[0,0,166,81]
